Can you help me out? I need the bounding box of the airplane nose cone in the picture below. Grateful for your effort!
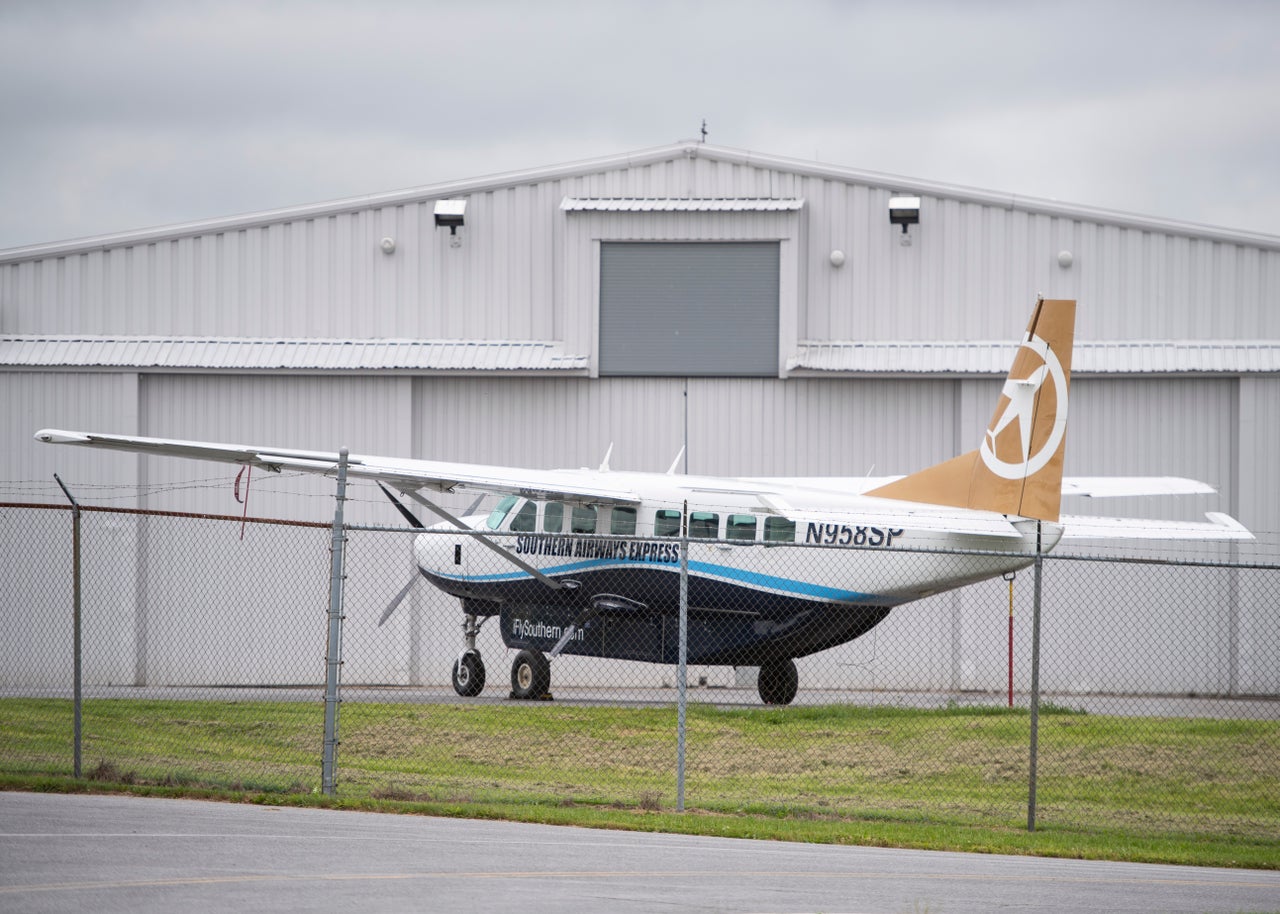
[413,526,465,582]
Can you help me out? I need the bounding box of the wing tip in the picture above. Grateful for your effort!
[35,428,89,445]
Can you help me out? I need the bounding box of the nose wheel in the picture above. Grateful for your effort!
[452,651,486,697]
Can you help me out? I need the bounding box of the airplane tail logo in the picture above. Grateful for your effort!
[868,298,1076,522]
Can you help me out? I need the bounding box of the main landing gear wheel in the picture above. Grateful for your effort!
[510,649,551,700]
[758,658,799,705]
[452,651,486,697]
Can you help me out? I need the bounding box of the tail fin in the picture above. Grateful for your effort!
[867,298,1076,522]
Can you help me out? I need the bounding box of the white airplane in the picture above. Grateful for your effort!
[35,298,1250,704]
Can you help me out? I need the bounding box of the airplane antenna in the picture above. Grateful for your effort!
[598,442,614,472]
[666,446,685,475]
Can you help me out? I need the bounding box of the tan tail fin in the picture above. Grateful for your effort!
[867,298,1076,522]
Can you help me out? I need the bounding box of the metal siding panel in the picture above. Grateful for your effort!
[1238,378,1280,541]
[2,371,140,504]
[138,374,411,522]
[4,150,1277,347]
[685,378,959,478]
[1061,378,1236,528]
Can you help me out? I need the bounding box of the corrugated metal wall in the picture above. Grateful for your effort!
[3,144,1275,692]
[2,369,1269,690]
[5,148,1277,346]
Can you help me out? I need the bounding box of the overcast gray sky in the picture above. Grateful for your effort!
[2,0,1278,251]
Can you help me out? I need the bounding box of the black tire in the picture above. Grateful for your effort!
[452,651,485,697]
[758,659,799,705]
[510,649,550,700]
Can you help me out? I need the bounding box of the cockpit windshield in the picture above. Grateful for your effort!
[486,495,520,530]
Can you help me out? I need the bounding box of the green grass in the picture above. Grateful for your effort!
[2,697,1277,869]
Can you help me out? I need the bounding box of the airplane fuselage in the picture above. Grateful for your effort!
[413,471,1062,669]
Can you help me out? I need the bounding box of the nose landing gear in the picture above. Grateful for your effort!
[451,612,488,697]
[452,651,485,697]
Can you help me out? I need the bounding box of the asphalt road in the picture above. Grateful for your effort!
[2,792,1277,914]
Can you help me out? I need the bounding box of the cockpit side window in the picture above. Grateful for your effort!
[486,495,519,530]
[509,500,537,533]
[543,501,565,533]
[571,505,597,534]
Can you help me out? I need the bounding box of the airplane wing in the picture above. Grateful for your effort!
[1059,512,1252,540]
[33,429,641,506]
[746,475,1220,498]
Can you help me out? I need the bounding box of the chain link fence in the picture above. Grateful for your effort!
[2,501,1277,842]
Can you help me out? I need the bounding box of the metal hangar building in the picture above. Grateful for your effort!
[3,141,1278,695]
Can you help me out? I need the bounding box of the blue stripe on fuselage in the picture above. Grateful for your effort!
[430,558,879,604]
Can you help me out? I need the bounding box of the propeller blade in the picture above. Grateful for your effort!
[379,576,416,626]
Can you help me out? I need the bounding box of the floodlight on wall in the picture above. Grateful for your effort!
[433,199,466,235]
[888,195,921,234]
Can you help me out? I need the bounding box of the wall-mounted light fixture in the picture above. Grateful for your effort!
[829,250,846,267]
[380,237,396,255]
[1058,250,1074,268]
[888,195,921,240]
[434,199,466,234]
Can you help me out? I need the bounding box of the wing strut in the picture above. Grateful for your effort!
[394,486,575,591]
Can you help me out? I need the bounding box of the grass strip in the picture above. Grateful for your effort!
[1,697,1275,870]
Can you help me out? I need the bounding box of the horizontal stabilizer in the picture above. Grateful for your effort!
[1059,512,1252,540]
[1061,477,1217,498]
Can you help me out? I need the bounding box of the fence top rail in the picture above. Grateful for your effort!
[0,501,331,529]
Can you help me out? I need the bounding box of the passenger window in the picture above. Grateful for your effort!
[689,512,719,539]
[543,501,565,533]
[611,506,637,536]
[765,516,796,543]
[486,495,519,530]
[571,505,597,534]
[654,509,681,537]
[510,500,537,533]
[726,514,757,541]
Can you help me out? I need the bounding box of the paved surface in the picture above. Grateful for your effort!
[2,792,1277,913]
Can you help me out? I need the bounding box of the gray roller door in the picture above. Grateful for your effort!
[599,242,779,377]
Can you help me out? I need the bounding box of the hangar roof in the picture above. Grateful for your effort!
[788,340,1280,376]
[5,334,1277,376]
[0,336,590,374]
[3,141,1277,262]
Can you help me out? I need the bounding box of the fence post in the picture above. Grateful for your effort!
[321,449,350,796]
[54,475,82,780]
[1027,522,1043,831]
[676,500,689,812]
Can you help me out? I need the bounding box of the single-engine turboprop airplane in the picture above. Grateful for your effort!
[36,298,1251,704]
